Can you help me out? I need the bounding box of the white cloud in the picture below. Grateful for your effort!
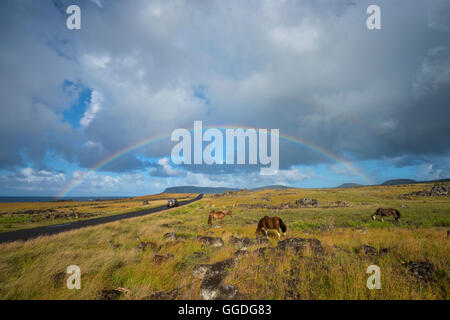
[80,90,103,127]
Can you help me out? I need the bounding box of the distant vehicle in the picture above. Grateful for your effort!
[167,199,178,208]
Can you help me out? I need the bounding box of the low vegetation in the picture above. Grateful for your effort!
[0,193,196,233]
[0,184,448,299]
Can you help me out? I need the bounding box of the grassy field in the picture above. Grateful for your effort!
[0,184,448,300]
[0,193,197,233]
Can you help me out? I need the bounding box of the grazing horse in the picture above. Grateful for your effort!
[256,216,287,239]
[371,208,401,222]
[208,210,232,225]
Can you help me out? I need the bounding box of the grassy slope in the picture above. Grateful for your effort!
[0,193,197,233]
[0,185,448,300]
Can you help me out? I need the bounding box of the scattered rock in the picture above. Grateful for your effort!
[254,247,277,257]
[277,238,324,254]
[401,185,450,198]
[358,244,378,255]
[357,244,389,256]
[199,236,224,247]
[401,204,408,208]
[134,235,140,241]
[201,283,239,300]
[142,287,182,300]
[198,258,239,300]
[332,201,350,207]
[296,198,320,207]
[233,249,249,259]
[137,241,158,251]
[193,264,212,279]
[153,253,174,264]
[284,279,301,300]
[96,289,123,300]
[163,232,186,241]
[254,237,270,245]
[51,272,67,287]
[405,261,435,282]
[229,236,252,250]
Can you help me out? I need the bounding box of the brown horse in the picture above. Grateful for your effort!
[371,208,401,222]
[256,216,287,239]
[208,210,232,225]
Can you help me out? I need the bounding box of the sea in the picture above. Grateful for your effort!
[0,196,131,203]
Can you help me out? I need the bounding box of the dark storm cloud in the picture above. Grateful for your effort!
[0,0,449,176]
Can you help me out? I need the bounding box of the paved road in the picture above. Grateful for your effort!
[0,194,203,244]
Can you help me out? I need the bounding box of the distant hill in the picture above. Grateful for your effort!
[251,185,292,191]
[164,185,294,194]
[164,186,240,194]
[337,183,364,188]
[380,179,417,186]
[378,178,450,186]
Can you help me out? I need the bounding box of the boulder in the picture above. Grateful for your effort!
[296,198,320,207]
[137,241,158,251]
[358,244,389,256]
[193,264,212,279]
[332,201,350,207]
[284,278,301,300]
[96,289,122,300]
[359,244,378,255]
[277,238,323,254]
[198,258,238,300]
[405,261,435,282]
[142,287,182,300]
[229,236,252,249]
[233,249,249,259]
[163,232,186,241]
[199,236,224,247]
[153,253,174,264]
[200,283,239,300]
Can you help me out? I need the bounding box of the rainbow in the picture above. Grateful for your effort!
[58,125,374,198]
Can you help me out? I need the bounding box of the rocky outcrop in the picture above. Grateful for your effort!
[198,236,224,247]
[401,185,450,198]
[137,241,158,251]
[142,287,182,300]
[163,232,187,241]
[96,289,123,300]
[277,238,323,254]
[404,261,436,282]
[296,198,320,207]
[153,253,174,264]
[229,236,252,250]
[195,258,239,300]
[357,244,389,256]
[332,200,350,207]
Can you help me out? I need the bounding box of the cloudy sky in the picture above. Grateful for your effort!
[1,0,449,196]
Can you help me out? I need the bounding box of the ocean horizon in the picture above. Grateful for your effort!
[0,196,131,203]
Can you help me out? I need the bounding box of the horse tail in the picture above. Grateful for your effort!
[395,209,401,219]
[208,213,212,225]
[279,218,287,233]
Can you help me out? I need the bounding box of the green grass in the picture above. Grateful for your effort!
[0,184,448,300]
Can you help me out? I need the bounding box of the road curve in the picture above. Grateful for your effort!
[0,194,203,244]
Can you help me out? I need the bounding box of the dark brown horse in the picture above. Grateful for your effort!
[371,208,401,222]
[256,216,287,239]
[208,210,232,225]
